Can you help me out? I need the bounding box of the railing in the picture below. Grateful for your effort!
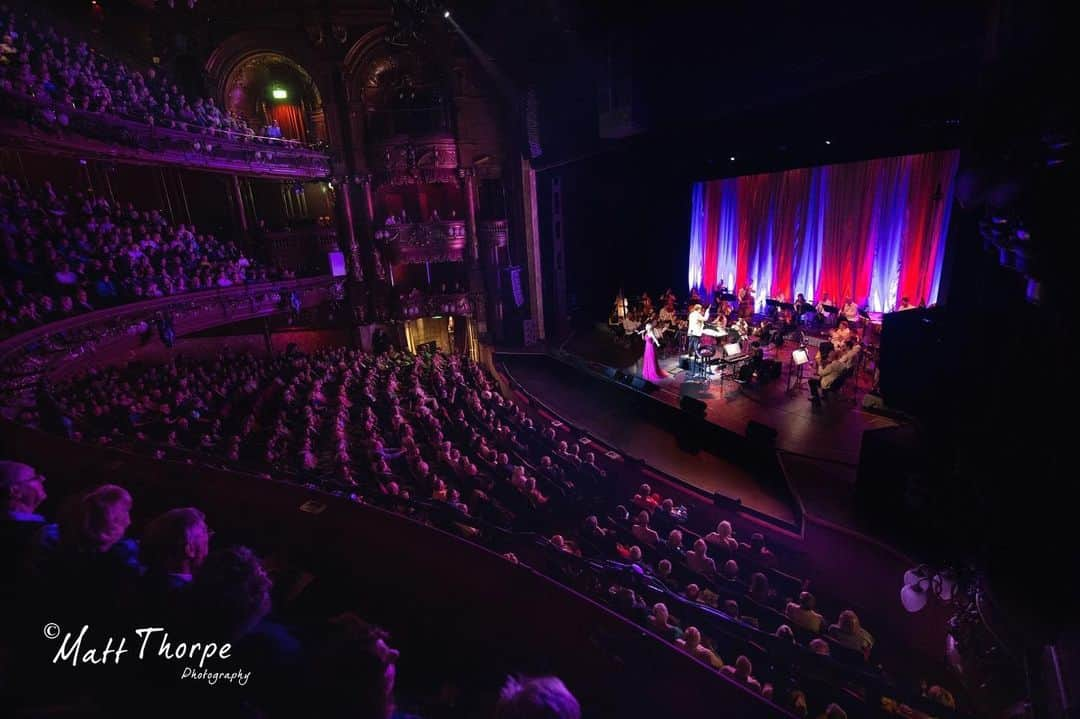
[0,276,338,406]
[371,132,460,186]
[0,90,332,179]
[375,220,467,264]
[478,219,509,249]
[397,291,474,320]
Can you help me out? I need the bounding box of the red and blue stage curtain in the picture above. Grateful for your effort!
[688,150,960,312]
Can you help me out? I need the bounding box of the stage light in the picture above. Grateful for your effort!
[272,87,288,100]
[444,10,451,18]
[825,139,831,145]
[729,156,735,162]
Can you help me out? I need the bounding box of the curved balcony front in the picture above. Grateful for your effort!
[374,220,467,264]
[1,91,332,180]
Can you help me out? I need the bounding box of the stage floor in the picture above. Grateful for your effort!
[562,328,901,467]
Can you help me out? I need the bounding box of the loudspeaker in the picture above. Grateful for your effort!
[746,421,778,446]
[328,251,347,277]
[603,366,618,380]
[680,395,707,417]
[631,377,655,392]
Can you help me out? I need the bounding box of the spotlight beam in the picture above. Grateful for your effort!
[443,13,520,107]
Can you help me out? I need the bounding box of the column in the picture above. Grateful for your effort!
[357,174,384,282]
[335,180,363,282]
[520,157,545,341]
[231,175,248,234]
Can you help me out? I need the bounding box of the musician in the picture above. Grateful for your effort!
[808,343,841,404]
[842,298,860,323]
[658,296,677,325]
[708,291,725,320]
[660,288,677,307]
[738,280,755,320]
[622,310,641,336]
[687,302,710,372]
[794,293,810,319]
[831,319,853,346]
[613,291,629,320]
[714,279,728,297]
[641,292,654,318]
[689,287,703,307]
[815,293,834,325]
[897,296,916,311]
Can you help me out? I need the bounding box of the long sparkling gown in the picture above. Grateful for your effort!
[641,332,667,381]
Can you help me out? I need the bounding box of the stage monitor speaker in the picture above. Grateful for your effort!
[328,251,347,277]
[680,395,707,417]
[602,366,618,380]
[746,421,778,446]
[630,377,655,392]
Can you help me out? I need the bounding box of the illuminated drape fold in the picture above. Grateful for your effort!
[688,150,959,312]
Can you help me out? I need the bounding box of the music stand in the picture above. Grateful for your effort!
[787,346,810,392]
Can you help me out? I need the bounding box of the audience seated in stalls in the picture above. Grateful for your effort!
[828,609,875,659]
[686,537,716,576]
[747,571,771,605]
[630,510,660,546]
[8,340,941,717]
[721,655,763,694]
[647,602,683,641]
[786,591,826,634]
[676,626,724,669]
[704,519,739,553]
[495,675,581,719]
[744,532,777,568]
[809,638,831,656]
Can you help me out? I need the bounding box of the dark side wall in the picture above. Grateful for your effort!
[536,147,690,337]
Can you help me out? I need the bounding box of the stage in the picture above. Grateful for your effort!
[565,327,901,467]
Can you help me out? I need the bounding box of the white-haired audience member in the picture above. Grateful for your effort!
[786,591,825,634]
[495,675,581,719]
[721,655,763,693]
[686,538,716,576]
[631,510,660,546]
[829,609,875,659]
[676,626,724,669]
[705,519,738,553]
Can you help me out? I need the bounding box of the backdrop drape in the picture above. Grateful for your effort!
[688,150,959,312]
[271,104,307,142]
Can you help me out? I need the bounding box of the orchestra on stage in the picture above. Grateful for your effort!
[607,283,915,401]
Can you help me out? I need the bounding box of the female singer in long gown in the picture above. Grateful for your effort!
[639,323,667,381]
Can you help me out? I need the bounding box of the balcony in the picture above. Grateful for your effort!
[397,290,474,320]
[0,91,332,180]
[374,220,467,264]
[0,276,338,402]
[371,133,459,186]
